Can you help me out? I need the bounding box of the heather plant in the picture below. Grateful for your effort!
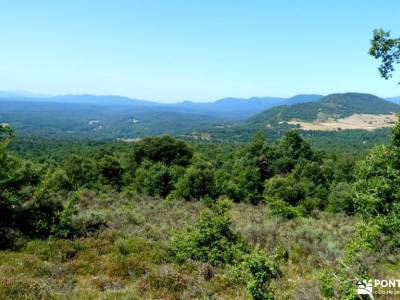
[172,198,249,266]
[234,247,286,300]
[268,198,302,219]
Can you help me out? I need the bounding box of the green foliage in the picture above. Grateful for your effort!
[234,248,286,300]
[3,103,400,298]
[174,158,216,200]
[391,113,400,147]
[64,155,96,189]
[51,192,79,238]
[223,132,270,204]
[369,28,400,83]
[20,193,64,238]
[38,167,73,193]
[327,182,355,214]
[354,144,400,217]
[267,198,302,219]
[292,159,331,187]
[277,130,314,163]
[173,198,248,266]
[264,175,305,206]
[318,269,335,298]
[0,124,15,150]
[0,126,43,247]
[262,132,334,215]
[135,161,177,197]
[131,135,193,166]
[95,150,124,189]
[321,115,400,299]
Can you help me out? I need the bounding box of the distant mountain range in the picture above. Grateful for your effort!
[0,91,399,140]
[387,97,400,104]
[0,92,325,120]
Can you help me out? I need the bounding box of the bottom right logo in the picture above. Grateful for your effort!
[357,279,400,298]
[357,280,374,299]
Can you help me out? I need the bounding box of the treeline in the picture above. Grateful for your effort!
[1,116,400,298]
[0,123,388,241]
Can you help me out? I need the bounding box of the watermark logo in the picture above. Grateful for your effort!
[357,280,374,299]
[357,279,400,298]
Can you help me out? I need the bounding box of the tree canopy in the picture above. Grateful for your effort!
[369,28,400,83]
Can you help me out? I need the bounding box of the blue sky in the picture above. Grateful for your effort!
[1,1,400,102]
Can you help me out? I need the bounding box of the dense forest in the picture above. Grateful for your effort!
[1,110,399,298]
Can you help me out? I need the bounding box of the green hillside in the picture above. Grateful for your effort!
[245,93,400,128]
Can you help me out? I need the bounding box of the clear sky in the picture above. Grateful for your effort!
[1,0,400,102]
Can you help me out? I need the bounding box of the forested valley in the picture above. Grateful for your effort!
[1,113,399,299]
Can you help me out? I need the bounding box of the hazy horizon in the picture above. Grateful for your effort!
[1,90,400,105]
[1,1,400,102]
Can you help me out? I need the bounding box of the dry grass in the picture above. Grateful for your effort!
[0,193,398,299]
[287,113,397,131]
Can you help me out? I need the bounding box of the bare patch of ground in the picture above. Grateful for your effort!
[287,113,397,131]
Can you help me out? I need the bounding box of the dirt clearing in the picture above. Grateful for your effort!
[287,113,397,131]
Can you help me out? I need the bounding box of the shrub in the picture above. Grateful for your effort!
[64,155,96,189]
[51,191,107,238]
[70,210,107,237]
[174,162,216,200]
[236,167,264,204]
[114,236,168,264]
[135,161,175,197]
[268,198,302,219]
[50,192,79,238]
[96,151,124,189]
[38,168,73,193]
[264,175,305,206]
[318,269,335,298]
[20,193,64,238]
[292,160,330,186]
[218,178,244,203]
[172,198,248,266]
[327,182,355,214]
[131,135,193,166]
[273,130,315,174]
[234,248,285,300]
[299,197,323,213]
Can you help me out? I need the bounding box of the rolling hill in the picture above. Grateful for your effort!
[244,93,400,129]
[186,93,400,146]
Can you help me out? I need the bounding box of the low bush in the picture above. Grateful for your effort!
[268,198,302,219]
[264,175,305,206]
[172,198,248,266]
[174,161,217,200]
[234,248,286,300]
